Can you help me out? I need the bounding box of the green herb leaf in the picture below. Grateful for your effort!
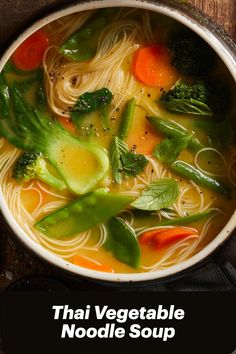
[121,152,148,177]
[71,88,113,127]
[153,133,193,164]
[131,178,179,211]
[162,98,213,116]
[105,217,141,268]
[109,136,128,184]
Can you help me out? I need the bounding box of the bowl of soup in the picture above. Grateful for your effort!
[0,0,235,284]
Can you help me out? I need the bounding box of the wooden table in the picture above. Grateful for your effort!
[0,0,235,290]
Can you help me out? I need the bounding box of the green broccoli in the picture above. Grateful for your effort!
[0,82,109,195]
[161,80,230,116]
[160,81,213,116]
[168,29,216,76]
[13,151,67,191]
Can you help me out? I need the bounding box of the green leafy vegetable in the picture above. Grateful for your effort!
[131,178,179,211]
[71,88,113,128]
[121,152,148,177]
[109,136,128,184]
[153,133,193,164]
[105,217,141,268]
[147,116,203,152]
[0,73,10,118]
[162,98,213,116]
[109,139,147,183]
[158,209,216,226]
[35,188,133,238]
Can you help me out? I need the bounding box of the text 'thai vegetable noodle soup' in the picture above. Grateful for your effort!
[0,8,236,274]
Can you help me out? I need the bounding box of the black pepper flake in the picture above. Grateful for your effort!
[147,93,151,97]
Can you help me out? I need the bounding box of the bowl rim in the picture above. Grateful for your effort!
[0,0,236,283]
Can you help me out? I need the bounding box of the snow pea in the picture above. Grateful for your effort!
[171,160,230,196]
[147,116,204,152]
[105,217,141,268]
[35,189,133,238]
[59,10,114,62]
[118,98,136,141]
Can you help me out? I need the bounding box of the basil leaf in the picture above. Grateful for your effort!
[105,217,141,268]
[71,88,113,128]
[121,152,148,177]
[196,117,234,147]
[109,136,128,184]
[162,98,213,116]
[131,178,179,211]
[153,133,193,164]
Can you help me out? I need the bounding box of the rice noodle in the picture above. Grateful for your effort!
[194,147,227,177]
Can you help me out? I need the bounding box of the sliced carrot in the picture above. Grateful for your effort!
[72,255,114,273]
[126,109,161,155]
[132,44,179,89]
[57,116,77,134]
[12,31,49,71]
[139,227,198,250]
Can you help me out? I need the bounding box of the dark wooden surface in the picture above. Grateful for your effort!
[0,0,235,290]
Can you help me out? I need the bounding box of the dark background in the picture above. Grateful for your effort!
[0,0,235,291]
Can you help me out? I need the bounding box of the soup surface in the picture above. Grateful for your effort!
[0,8,235,274]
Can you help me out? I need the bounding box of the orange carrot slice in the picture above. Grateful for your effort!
[72,255,114,273]
[12,31,49,71]
[132,45,178,88]
[139,227,198,249]
[57,116,77,134]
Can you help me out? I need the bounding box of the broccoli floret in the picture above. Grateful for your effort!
[161,80,230,116]
[168,29,216,76]
[161,81,213,116]
[0,84,109,195]
[162,81,208,103]
[13,151,67,191]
